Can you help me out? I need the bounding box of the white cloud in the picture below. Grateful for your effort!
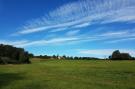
[14,0,135,35]
[6,28,135,48]
[49,27,68,32]
[17,27,49,34]
[0,40,28,47]
[101,6,135,24]
[1,34,109,47]
[73,22,91,28]
[79,49,114,56]
[95,29,135,41]
[2,29,135,48]
[106,37,135,43]
[66,30,80,36]
[99,31,129,36]
[79,49,135,57]
[2,37,80,47]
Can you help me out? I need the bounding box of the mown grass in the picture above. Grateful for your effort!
[0,58,135,89]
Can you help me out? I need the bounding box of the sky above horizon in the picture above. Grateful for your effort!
[0,0,135,58]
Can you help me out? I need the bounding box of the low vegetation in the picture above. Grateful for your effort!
[0,44,135,89]
[0,59,135,89]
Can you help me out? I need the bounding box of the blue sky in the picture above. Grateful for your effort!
[0,0,135,58]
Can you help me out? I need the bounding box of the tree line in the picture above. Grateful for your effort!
[35,50,135,60]
[0,44,32,64]
[35,55,100,60]
[0,44,134,64]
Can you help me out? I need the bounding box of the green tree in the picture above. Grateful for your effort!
[0,44,31,64]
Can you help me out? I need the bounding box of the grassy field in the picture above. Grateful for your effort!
[0,58,135,89]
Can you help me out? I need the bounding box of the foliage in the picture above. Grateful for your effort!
[0,44,31,64]
[35,55,100,60]
[109,50,135,60]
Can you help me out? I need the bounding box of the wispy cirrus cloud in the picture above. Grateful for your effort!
[0,37,81,47]
[7,29,135,47]
[101,6,135,24]
[14,0,135,35]
[79,49,135,57]
[99,31,129,36]
[0,40,28,47]
[73,22,91,28]
[97,29,135,43]
[49,27,68,33]
[66,30,80,36]
[20,37,80,47]
[106,37,135,43]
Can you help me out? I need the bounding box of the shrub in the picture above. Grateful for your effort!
[0,44,31,64]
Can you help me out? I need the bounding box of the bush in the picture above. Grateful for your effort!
[0,44,31,64]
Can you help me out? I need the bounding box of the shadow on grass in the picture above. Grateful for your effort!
[0,72,24,89]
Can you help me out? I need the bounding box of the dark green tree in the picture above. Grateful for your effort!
[111,50,121,60]
[0,44,31,64]
[109,50,134,60]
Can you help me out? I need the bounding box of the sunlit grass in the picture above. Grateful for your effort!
[0,59,135,89]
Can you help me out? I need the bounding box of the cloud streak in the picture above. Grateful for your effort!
[79,49,135,57]
[0,37,81,47]
[66,30,80,36]
[73,22,91,28]
[106,37,135,43]
[14,0,135,35]
[6,29,135,47]
[0,40,28,47]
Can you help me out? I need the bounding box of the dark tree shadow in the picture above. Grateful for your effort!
[0,72,24,89]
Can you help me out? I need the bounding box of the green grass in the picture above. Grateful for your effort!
[0,58,135,89]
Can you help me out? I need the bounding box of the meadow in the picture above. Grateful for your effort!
[0,58,135,89]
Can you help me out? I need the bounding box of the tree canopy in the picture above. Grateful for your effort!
[109,50,135,60]
[0,44,31,64]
